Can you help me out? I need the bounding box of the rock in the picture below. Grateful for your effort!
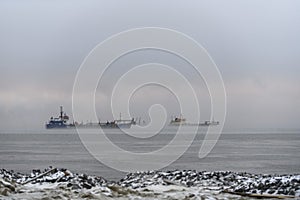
[188,193,195,197]
[288,189,295,195]
[81,183,92,189]
[186,181,193,187]
[0,188,10,196]
[0,178,15,192]
[235,187,245,193]
[267,189,275,194]
[71,183,81,190]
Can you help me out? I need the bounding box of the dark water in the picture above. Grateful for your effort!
[0,128,299,180]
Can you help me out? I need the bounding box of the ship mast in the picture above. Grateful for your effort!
[60,106,63,120]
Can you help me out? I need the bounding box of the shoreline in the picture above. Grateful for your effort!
[1,167,299,199]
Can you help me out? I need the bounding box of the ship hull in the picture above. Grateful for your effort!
[46,123,68,129]
[169,122,219,126]
[46,123,132,129]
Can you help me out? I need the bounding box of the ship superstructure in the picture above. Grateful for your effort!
[46,106,70,129]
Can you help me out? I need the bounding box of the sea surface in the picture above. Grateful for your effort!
[0,128,299,181]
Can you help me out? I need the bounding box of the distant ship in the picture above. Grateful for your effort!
[169,115,219,126]
[45,106,135,129]
[46,106,70,129]
[169,115,187,126]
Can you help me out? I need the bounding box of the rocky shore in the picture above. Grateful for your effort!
[1,167,299,199]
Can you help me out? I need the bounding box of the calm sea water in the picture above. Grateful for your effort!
[0,128,299,180]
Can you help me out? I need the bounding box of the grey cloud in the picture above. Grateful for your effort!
[0,0,299,130]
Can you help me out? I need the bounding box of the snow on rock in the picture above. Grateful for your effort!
[119,170,300,197]
[0,167,299,199]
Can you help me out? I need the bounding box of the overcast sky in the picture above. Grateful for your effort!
[0,0,299,130]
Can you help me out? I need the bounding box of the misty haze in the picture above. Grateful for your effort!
[0,1,299,199]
